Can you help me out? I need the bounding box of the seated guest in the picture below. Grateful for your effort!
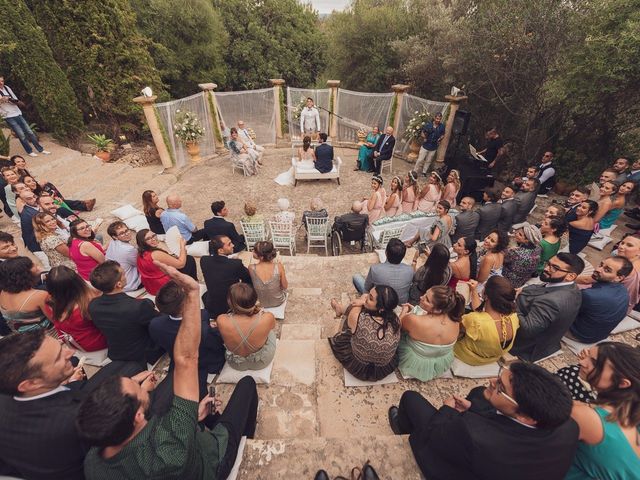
[405,200,454,249]
[384,175,403,216]
[408,243,451,305]
[275,197,296,225]
[611,156,631,184]
[329,285,400,381]
[2,166,22,218]
[160,194,205,244]
[314,132,334,173]
[142,189,165,235]
[249,241,288,308]
[69,218,105,281]
[0,231,18,260]
[567,256,631,344]
[564,186,590,213]
[135,228,197,294]
[301,197,328,228]
[476,229,508,296]
[512,177,539,224]
[204,200,247,252]
[105,221,142,292]
[589,168,618,201]
[372,125,396,174]
[44,265,106,352]
[565,342,640,479]
[76,264,259,480]
[0,330,146,480]
[18,188,41,252]
[475,187,502,240]
[451,196,479,242]
[512,165,538,189]
[543,203,565,222]
[220,120,231,148]
[566,200,597,254]
[502,222,542,288]
[497,185,518,233]
[535,151,556,195]
[537,216,566,276]
[217,283,276,371]
[511,253,584,362]
[33,212,76,270]
[599,180,634,229]
[454,276,519,365]
[361,175,387,223]
[448,236,477,290]
[353,238,413,304]
[237,120,265,157]
[442,170,460,207]
[201,235,252,319]
[241,200,263,224]
[12,181,29,214]
[388,362,579,480]
[89,261,161,363]
[333,200,368,233]
[38,193,74,242]
[593,180,618,225]
[229,127,259,175]
[414,171,442,213]
[356,125,380,172]
[398,286,465,381]
[401,171,418,213]
[601,233,640,313]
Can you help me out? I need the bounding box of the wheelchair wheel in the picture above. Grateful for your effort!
[364,231,375,253]
[331,230,342,256]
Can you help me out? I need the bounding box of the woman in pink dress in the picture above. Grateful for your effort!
[443,169,461,208]
[361,175,387,224]
[68,219,105,281]
[414,172,443,213]
[384,175,403,217]
[401,171,418,213]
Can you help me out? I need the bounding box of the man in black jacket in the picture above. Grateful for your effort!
[314,132,334,174]
[388,361,579,480]
[201,235,252,319]
[497,185,518,233]
[475,187,502,240]
[372,125,396,174]
[203,200,246,253]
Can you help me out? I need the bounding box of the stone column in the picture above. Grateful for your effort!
[270,79,285,139]
[199,83,225,150]
[390,84,410,135]
[133,95,173,170]
[326,80,340,139]
[436,94,468,164]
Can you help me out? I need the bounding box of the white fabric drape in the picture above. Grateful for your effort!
[335,89,393,142]
[216,88,276,145]
[287,87,331,140]
[396,94,450,155]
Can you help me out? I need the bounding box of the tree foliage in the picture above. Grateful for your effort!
[0,0,83,138]
[130,0,228,98]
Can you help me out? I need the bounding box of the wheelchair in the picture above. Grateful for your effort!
[330,215,369,256]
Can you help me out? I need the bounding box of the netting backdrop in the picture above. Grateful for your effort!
[155,92,216,168]
[335,89,394,143]
[216,88,277,145]
[286,87,331,140]
[396,94,450,155]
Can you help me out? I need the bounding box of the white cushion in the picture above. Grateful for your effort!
[375,249,386,263]
[124,214,150,232]
[225,436,247,480]
[588,235,612,251]
[451,358,500,378]
[216,358,275,384]
[532,349,563,363]
[561,336,609,356]
[164,226,182,256]
[74,348,111,367]
[343,369,398,387]
[611,316,640,334]
[186,241,210,257]
[262,296,287,320]
[111,204,143,220]
[400,369,452,380]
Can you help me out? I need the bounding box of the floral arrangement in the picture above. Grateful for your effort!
[292,96,308,121]
[403,110,433,142]
[174,110,205,144]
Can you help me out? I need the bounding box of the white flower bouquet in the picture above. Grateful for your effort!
[174,110,205,144]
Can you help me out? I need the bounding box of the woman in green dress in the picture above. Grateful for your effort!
[356,126,380,172]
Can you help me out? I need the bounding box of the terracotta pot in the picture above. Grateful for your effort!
[95,150,111,162]
[407,139,421,161]
[185,141,201,163]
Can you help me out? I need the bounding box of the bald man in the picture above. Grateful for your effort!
[159,194,205,243]
[372,126,396,174]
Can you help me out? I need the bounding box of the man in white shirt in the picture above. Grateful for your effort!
[299,97,321,136]
[0,76,51,157]
[237,120,264,163]
[535,151,556,195]
[105,221,142,292]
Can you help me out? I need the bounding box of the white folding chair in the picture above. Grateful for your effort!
[375,224,406,249]
[231,154,250,176]
[241,220,267,251]
[306,217,330,254]
[269,221,296,256]
[380,148,395,174]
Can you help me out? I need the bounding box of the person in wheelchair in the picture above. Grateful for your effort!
[331,201,369,253]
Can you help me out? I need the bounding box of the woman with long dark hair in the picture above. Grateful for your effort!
[567,200,598,254]
[142,190,165,235]
[476,229,508,296]
[537,216,566,276]
[408,243,451,305]
[68,219,105,281]
[449,236,477,290]
[356,126,380,172]
[384,175,403,217]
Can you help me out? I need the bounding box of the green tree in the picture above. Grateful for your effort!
[130,0,228,98]
[26,0,164,124]
[0,0,83,138]
[213,0,327,90]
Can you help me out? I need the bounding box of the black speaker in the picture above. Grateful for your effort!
[452,110,470,136]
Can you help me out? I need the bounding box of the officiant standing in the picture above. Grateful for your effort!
[299,97,321,139]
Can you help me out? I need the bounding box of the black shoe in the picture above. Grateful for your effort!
[388,406,401,435]
[363,462,380,480]
[625,211,640,220]
[314,470,330,480]
[625,223,640,230]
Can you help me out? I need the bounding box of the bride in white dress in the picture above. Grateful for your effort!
[274,135,316,186]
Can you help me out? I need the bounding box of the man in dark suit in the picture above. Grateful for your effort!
[512,253,584,362]
[18,189,41,252]
[314,132,334,173]
[203,200,246,253]
[475,187,502,240]
[89,261,163,363]
[497,185,518,233]
[372,125,396,174]
[388,361,579,480]
[451,196,479,242]
[201,235,252,319]
[513,178,539,224]
[0,330,147,480]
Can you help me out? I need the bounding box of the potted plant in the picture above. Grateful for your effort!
[174,110,205,163]
[403,110,432,161]
[87,133,115,162]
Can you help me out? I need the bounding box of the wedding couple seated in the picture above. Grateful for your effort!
[275,133,341,186]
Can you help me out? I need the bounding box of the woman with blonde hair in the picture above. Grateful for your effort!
[443,169,461,207]
[249,241,288,308]
[241,200,263,224]
[384,175,403,217]
[33,212,75,270]
[414,172,442,213]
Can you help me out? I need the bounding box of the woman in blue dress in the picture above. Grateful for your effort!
[356,126,380,172]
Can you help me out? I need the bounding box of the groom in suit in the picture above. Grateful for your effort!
[373,125,396,174]
[314,132,334,173]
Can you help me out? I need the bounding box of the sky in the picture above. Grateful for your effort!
[308,0,350,14]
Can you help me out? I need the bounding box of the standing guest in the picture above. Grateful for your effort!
[33,212,75,270]
[329,285,401,381]
[301,197,328,229]
[77,263,259,480]
[355,126,380,172]
[451,196,479,242]
[442,169,461,207]
[361,175,387,224]
[599,180,634,229]
[398,286,465,381]
[388,362,579,480]
[217,283,276,371]
[476,229,508,295]
[204,200,247,252]
[201,235,252,320]
[352,238,414,304]
[0,76,51,157]
[535,151,556,195]
[228,127,258,175]
[401,171,418,213]
[408,243,452,306]
[237,120,265,159]
[567,257,631,344]
[414,171,442,213]
[249,241,288,308]
[314,133,334,174]
[384,175,403,217]
[68,219,105,281]
[566,200,597,254]
[372,126,396,174]
[475,187,502,240]
[476,127,506,171]
[537,216,566,276]
[141,190,165,235]
[18,188,41,253]
[497,185,518,233]
[454,276,519,365]
[300,97,321,136]
[512,178,539,224]
[593,180,618,225]
[135,228,196,295]
[502,222,542,289]
[405,200,454,249]
[89,261,161,363]
[448,236,477,290]
[160,194,205,244]
[511,253,584,362]
[241,200,263,224]
[0,231,18,260]
[105,221,142,292]
[44,265,106,352]
[413,112,445,176]
[275,197,297,225]
[565,343,640,480]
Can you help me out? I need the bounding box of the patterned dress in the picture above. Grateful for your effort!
[502,244,542,288]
